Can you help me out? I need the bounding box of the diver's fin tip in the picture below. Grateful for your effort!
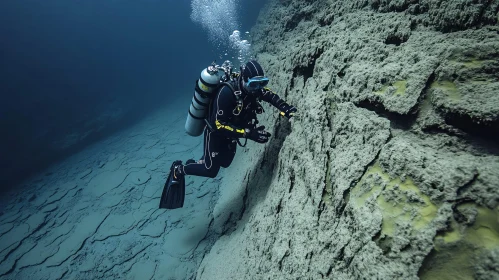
[159,161,186,209]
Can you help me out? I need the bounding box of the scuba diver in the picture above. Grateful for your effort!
[159,60,297,209]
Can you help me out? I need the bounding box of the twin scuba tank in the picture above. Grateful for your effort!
[184,61,235,136]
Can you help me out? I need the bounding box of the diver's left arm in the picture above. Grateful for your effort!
[260,88,297,119]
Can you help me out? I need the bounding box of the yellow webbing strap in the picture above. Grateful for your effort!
[215,120,245,134]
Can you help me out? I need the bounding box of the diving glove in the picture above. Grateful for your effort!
[245,125,271,143]
[279,103,297,119]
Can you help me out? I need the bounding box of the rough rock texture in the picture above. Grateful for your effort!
[198,0,499,279]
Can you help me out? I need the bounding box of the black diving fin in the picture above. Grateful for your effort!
[159,161,185,209]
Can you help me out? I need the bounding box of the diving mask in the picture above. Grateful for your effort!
[245,76,269,90]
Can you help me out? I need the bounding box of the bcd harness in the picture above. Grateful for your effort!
[204,73,263,147]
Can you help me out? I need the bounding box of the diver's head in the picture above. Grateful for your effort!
[240,60,269,96]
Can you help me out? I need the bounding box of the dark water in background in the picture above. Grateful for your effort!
[0,0,267,193]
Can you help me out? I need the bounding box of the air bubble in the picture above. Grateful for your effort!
[190,0,253,65]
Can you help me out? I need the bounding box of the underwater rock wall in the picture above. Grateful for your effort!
[198,0,499,279]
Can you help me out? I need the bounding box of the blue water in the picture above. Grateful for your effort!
[0,0,267,192]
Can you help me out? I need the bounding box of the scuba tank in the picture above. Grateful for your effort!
[185,61,233,136]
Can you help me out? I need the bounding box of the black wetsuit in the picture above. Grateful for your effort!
[182,77,289,178]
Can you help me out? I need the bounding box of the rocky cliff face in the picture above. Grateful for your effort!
[198,1,499,279]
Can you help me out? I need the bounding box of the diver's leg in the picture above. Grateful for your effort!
[182,129,221,178]
[219,139,237,168]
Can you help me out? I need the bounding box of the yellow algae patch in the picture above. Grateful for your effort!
[459,203,499,250]
[419,244,475,280]
[438,219,462,245]
[374,80,407,96]
[462,60,486,68]
[374,85,389,96]
[452,58,494,69]
[449,56,495,68]
[434,204,499,249]
[351,164,386,206]
[392,80,407,96]
[421,204,499,280]
[376,194,412,236]
[351,162,438,236]
[377,177,438,236]
[431,80,461,101]
[414,189,439,230]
